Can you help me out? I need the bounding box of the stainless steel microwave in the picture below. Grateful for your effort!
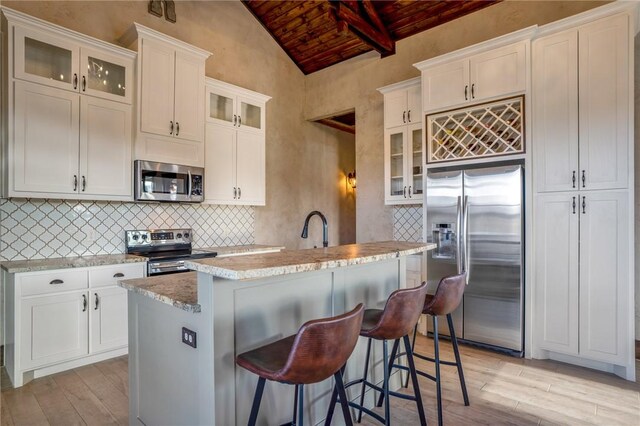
[134,160,204,203]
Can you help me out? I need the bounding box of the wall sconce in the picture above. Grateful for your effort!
[347,171,356,189]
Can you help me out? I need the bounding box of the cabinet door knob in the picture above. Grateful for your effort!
[73,175,78,191]
[82,75,86,92]
[49,279,64,285]
[82,294,87,312]
[170,121,174,135]
[176,122,180,136]
[94,293,99,310]
[113,272,125,278]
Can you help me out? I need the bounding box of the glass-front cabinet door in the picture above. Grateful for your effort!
[80,48,133,104]
[238,96,264,133]
[386,127,407,202]
[14,26,79,92]
[206,87,236,128]
[409,124,423,199]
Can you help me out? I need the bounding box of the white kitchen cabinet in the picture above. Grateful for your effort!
[533,14,629,193]
[418,41,527,113]
[21,291,90,370]
[379,78,423,205]
[90,286,129,353]
[80,96,132,197]
[12,80,80,194]
[204,78,270,205]
[383,123,422,205]
[535,191,630,366]
[3,7,136,200]
[4,262,145,387]
[127,23,210,167]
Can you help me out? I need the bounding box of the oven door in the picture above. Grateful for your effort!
[135,160,203,202]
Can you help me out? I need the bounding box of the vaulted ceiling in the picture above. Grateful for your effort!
[242,0,501,74]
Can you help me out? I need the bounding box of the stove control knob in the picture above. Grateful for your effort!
[184,232,190,238]
[141,234,147,240]
[132,235,139,241]
[176,233,182,239]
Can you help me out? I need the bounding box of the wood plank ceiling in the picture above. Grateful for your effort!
[242,0,501,74]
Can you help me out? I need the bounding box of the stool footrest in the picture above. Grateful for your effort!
[413,351,459,366]
[345,400,386,424]
[416,369,437,382]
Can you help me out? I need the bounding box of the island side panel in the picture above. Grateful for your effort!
[127,287,214,426]
[210,257,405,426]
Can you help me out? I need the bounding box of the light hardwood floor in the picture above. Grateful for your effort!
[1,336,638,425]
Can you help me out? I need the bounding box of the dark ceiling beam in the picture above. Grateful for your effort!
[329,0,395,56]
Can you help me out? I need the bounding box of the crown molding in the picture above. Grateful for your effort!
[377,76,420,95]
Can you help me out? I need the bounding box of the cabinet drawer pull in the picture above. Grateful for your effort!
[471,83,475,99]
[238,116,242,127]
[73,74,78,90]
[94,293,99,310]
[233,115,237,126]
[233,187,237,199]
[582,196,586,214]
[403,186,407,198]
[82,75,86,92]
[407,110,411,122]
[170,121,174,135]
[82,294,87,312]
[402,111,406,123]
[176,122,180,136]
[73,175,78,191]
[408,185,412,197]
[49,279,64,285]
[572,196,576,214]
[81,176,86,192]
[238,187,241,199]
[113,272,125,278]
[572,171,576,188]
[582,170,586,188]
[464,85,468,101]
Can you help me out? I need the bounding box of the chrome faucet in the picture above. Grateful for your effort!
[301,211,328,248]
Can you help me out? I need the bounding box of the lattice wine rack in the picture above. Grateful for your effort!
[427,97,524,163]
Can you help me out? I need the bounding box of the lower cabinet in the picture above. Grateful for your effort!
[6,262,144,387]
[535,191,630,365]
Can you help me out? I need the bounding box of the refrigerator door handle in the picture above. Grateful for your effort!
[463,195,470,284]
[456,196,463,273]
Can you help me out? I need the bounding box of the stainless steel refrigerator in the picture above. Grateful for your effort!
[425,162,524,356]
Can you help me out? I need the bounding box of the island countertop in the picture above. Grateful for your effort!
[185,241,435,280]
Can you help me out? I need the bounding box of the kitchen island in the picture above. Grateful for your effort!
[120,241,434,425]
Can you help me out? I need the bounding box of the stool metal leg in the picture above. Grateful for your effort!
[447,313,469,406]
[376,338,400,408]
[293,384,300,424]
[433,316,443,426]
[334,370,354,426]
[356,338,372,423]
[382,339,391,426]
[297,384,304,426]
[248,377,266,426]
[403,324,418,389]
[403,334,427,426]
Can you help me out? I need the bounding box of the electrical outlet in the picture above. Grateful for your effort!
[182,327,197,348]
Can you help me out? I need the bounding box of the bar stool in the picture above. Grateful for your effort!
[326,281,429,426]
[393,273,470,426]
[236,304,364,426]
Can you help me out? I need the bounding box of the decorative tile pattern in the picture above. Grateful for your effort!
[393,206,423,243]
[0,199,255,261]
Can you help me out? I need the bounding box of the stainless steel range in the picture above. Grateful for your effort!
[125,228,217,276]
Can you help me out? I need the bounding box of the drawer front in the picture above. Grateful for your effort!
[89,263,145,288]
[20,269,88,297]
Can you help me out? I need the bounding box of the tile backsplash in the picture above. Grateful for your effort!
[0,199,255,261]
[393,205,423,243]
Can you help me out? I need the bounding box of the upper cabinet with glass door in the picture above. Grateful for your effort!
[10,14,134,104]
[206,79,266,134]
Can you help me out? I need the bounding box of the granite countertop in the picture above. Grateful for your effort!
[185,241,436,280]
[119,272,200,313]
[199,244,285,256]
[0,254,147,273]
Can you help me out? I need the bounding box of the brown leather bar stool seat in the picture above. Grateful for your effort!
[394,273,470,426]
[236,303,364,426]
[326,281,429,426]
